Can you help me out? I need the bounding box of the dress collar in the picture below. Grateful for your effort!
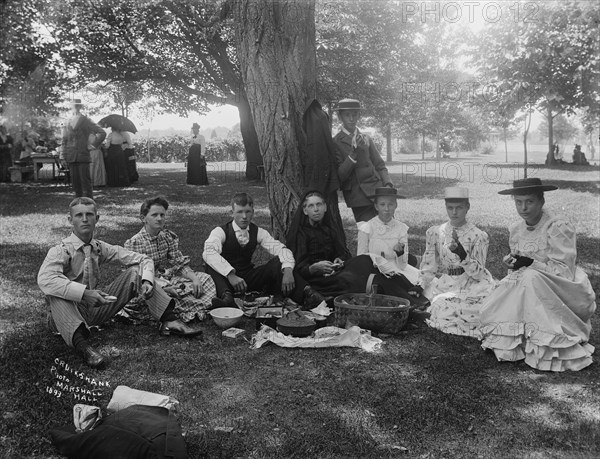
[140,226,162,241]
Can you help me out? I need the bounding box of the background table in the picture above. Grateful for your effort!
[31,156,58,181]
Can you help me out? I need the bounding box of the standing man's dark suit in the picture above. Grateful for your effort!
[62,99,106,197]
[334,128,392,222]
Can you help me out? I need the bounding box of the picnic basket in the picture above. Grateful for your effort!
[333,293,411,334]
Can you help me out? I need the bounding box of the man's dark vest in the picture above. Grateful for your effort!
[220,221,259,274]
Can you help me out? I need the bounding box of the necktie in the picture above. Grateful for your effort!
[82,244,98,289]
[237,229,250,247]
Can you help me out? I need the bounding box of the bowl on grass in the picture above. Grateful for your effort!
[209,307,243,328]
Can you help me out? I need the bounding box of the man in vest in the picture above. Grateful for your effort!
[203,192,324,309]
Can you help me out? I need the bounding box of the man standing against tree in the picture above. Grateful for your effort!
[334,99,394,223]
[62,99,106,197]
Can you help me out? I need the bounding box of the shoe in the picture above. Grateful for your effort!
[210,291,235,309]
[78,345,106,369]
[408,293,430,309]
[160,320,203,337]
[303,286,325,310]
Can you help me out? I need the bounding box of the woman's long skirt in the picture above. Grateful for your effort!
[187,145,208,185]
[124,147,139,183]
[89,148,106,187]
[105,144,130,187]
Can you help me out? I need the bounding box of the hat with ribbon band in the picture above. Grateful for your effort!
[368,187,406,200]
[498,178,558,195]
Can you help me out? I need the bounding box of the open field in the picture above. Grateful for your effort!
[1,157,599,458]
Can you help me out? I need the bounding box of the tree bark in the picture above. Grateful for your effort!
[545,106,555,165]
[236,94,263,179]
[503,127,508,162]
[385,124,392,162]
[233,0,317,238]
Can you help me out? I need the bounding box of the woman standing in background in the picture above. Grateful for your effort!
[0,125,13,182]
[187,122,208,185]
[104,127,131,187]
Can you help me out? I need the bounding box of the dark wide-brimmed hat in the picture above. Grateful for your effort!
[336,98,363,111]
[498,178,558,195]
[368,187,406,200]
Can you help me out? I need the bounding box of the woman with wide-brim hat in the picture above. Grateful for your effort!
[333,99,393,223]
[479,178,596,371]
[417,187,496,337]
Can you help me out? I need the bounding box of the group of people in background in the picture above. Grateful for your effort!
[34,97,597,374]
[62,99,139,195]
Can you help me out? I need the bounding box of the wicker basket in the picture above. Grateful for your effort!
[333,293,411,334]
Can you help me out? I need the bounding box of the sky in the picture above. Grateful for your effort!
[136,104,241,131]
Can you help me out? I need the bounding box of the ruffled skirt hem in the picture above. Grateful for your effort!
[480,322,594,372]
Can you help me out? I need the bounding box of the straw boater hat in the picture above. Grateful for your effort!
[336,99,363,111]
[70,98,83,107]
[444,187,469,199]
[368,187,406,200]
[498,178,558,195]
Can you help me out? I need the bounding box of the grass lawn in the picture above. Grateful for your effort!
[1,156,599,459]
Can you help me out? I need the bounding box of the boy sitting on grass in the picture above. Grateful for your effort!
[38,197,201,369]
[203,192,324,309]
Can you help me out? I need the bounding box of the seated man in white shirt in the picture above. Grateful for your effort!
[38,198,202,369]
[203,192,324,309]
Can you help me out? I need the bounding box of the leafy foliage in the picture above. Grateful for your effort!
[133,136,245,163]
[474,1,600,162]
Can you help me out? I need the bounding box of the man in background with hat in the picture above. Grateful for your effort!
[62,99,106,197]
[333,98,394,223]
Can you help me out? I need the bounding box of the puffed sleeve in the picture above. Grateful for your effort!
[418,226,439,287]
[356,221,371,256]
[460,229,490,281]
[530,220,577,280]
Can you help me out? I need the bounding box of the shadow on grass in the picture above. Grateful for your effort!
[3,319,600,458]
[543,180,600,195]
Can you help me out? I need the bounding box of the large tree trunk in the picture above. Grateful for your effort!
[233,0,317,238]
[545,106,555,165]
[236,94,263,180]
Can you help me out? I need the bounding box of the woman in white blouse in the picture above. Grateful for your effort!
[480,178,596,371]
[357,187,419,284]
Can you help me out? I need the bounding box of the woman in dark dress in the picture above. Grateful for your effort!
[104,127,130,187]
[0,125,14,182]
[187,122,208,185]
[286,190,424,305]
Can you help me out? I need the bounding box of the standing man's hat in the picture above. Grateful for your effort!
[368,187,406,200]
[498,178,558,195]
[336,99,363,111]
[444,187,469,199]
[70,98,83,106]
